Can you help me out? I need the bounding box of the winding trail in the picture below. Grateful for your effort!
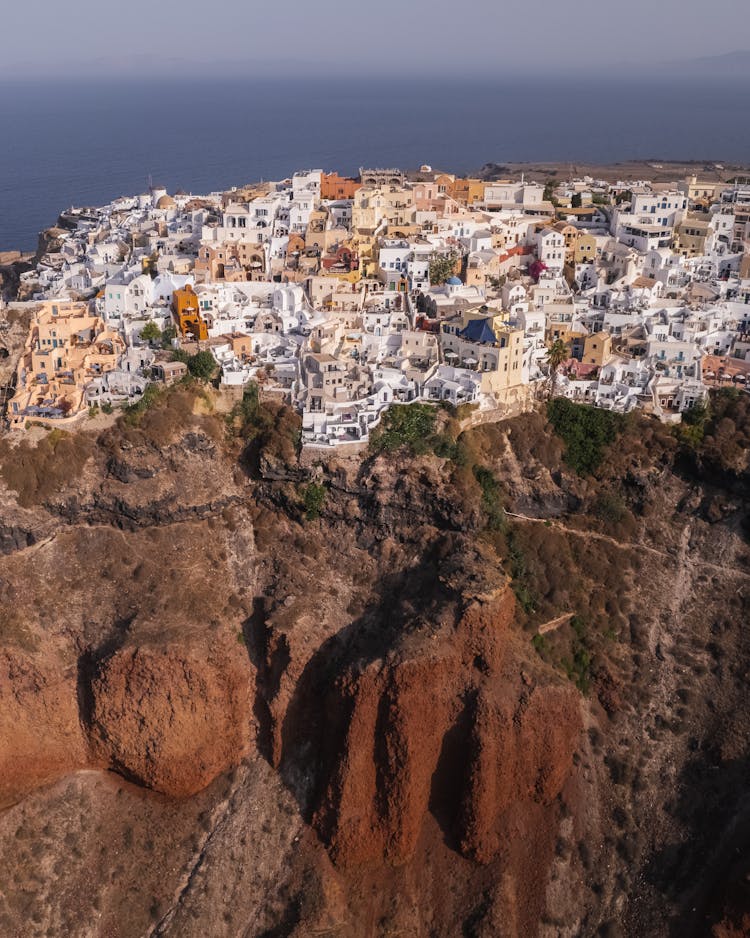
[504,511,750,579]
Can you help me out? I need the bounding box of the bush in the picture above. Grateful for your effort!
[594,493,628,526]
[369,404,438,455]
[547,399,625,475]
[473,465,507,531]
[302,482,327,521]
[562,616,592,694]
[121,384,163,426]
[506,529,537,614]
[187,350,217,381]
[234,387,302,473]
[235,383,260,426]
[429,251,459,285]
[675,399,710,447]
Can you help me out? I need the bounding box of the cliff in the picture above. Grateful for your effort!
[0,386,747,936]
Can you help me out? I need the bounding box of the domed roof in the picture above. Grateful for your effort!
[156,194,176,209]
[447,276,462,285]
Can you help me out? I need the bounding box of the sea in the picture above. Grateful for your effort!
[1,76,749,252]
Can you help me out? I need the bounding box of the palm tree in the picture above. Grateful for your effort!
[545,339,568,398]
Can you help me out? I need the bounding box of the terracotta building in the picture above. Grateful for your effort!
[320,172,361,200]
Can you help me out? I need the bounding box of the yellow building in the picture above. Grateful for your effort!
[172,284,208,341]
[546,321,586,346]
[573,231,597,264]
[582,332,613,367]
[450,178,485,205]
[678,175,722,202]
[352,186,415,235]
[674,216,711,257]
[553,222,579,261]
[441,310,525,398]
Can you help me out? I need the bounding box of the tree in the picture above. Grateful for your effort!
[546,339,569,398]
[543,182,560,207]
[571,193,583,209]
[140,321,162,344]
[160,324,177,349]
[187,350,217,381]
[429,251,459,285]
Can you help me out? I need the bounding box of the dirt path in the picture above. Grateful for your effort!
[504,511,750,579]
[537,612,575,635]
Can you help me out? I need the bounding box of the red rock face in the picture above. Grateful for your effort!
[0,650,86,808]
[88,643,254,798]
[459,682,582,864]
[0,639,255,806]
[305,588,582,870]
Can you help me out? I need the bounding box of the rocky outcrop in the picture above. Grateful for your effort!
[258,583,583,872]
[87,642,254,798]
[0,639,254,805]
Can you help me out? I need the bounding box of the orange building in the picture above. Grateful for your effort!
[320,172,361,200]
[172,284,208,341]
[450,178,485,205]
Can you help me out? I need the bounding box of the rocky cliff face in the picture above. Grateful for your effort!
[0,388,747,937]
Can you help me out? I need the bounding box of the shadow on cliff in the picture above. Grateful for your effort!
[76,612,138,731]
[241,537,461,832]
[643,748,750,937]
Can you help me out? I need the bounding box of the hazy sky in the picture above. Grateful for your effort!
[3,0,750,78]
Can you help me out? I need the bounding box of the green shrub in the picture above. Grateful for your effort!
[428,251,459,285]
[473,465,507,531]
[122,384,163,426]
[675,399,710,447]
[160,324,177,349]
[531,633,547,653]
[547,399,625,475]
[431,433,467,464]
[302,482,327,521]
[187,350,217,381]
[506,530,537,614]
[369,404,438,455]
[594,493,628,525]
[562,615,592,694]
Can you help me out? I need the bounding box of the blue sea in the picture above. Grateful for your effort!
[1,77,749,252]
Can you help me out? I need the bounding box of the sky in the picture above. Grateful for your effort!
[2,0,750,79]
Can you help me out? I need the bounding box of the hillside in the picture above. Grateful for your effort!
[0,384,748,937]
